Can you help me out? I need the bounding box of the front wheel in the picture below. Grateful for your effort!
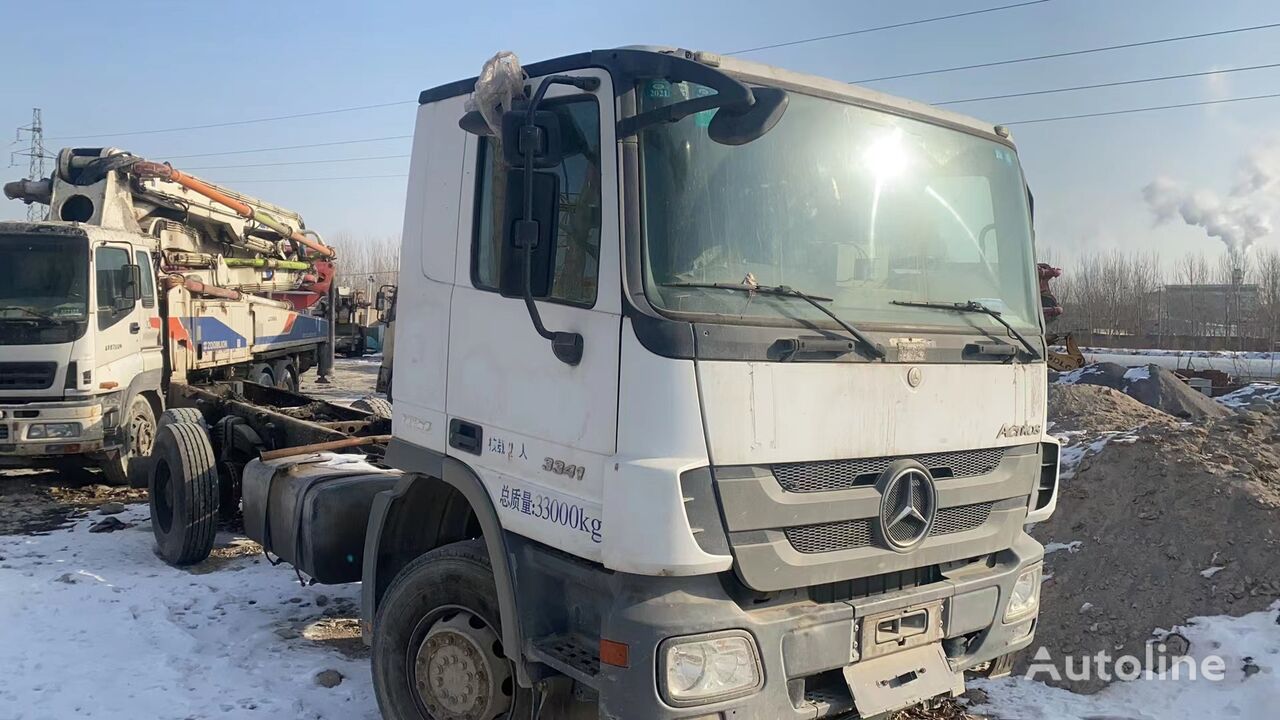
[372,539,529,719]
[99,395,156,487]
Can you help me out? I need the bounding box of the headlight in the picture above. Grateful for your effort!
[660,631,762,706]
[28,422,81,439]
[1004,566,1041,622]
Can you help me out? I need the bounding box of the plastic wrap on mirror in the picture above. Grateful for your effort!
[467,51,526,135]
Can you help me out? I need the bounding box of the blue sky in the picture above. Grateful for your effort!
[4,0,1278,271]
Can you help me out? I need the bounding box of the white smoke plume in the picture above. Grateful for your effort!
[1232,143,1280,197]
[1143,145,1277,254]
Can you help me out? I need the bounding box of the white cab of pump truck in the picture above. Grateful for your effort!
[2,148,333,484]
[365,48,1060,720]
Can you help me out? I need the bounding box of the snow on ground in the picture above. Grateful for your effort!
[0,506,377,720]
[1055,432,1133,480]
[1217,382,1280,409]
[974,602,1280,720]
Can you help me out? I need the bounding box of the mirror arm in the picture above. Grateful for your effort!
[516,75,593,366]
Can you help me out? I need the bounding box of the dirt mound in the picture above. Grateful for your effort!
[1048,384,1176,435]
[1024,410,1280,693]
[1056,362,1230,420]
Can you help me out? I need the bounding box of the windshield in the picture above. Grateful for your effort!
[638,83,1040,333]
[0,233,89,321]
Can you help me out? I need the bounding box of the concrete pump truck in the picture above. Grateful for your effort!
[142,47,1060,720]
[2,148,336,484]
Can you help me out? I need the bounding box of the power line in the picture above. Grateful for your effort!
[1004,91,1280,125]
[184,154,410,171]
[45,100,415,141]
[156,135,411,161]
[936,61,1280,105]
[207,173,408,183]
[728,0,1052,55]
[853,21,1280,83]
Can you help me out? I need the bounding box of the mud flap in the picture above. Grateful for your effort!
[843,644,962,718]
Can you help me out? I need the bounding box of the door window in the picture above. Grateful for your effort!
[134,250,156,309]
[95,246,132,330]
[472,96,602,307]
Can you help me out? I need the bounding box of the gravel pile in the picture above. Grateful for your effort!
[1028,400,1280,693]
[1054,362,1229,420]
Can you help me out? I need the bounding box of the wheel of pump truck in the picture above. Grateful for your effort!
[372,539,534,720]
[352,396,393,420]
[99,394,156,487]
[272,359,299,393]
[158,407,204,430]
[148,421,219,566]
[248,363,274,387]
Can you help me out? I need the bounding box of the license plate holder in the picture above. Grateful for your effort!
[842,643,961,718]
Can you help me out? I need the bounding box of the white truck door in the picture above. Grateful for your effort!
[92,243,147,391]
[446,70,621,559]
[134,249,164,373]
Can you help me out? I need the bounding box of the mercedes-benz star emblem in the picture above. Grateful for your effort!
[878,466,937,552]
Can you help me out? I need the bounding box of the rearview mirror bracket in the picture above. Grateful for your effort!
[504,74,598,366]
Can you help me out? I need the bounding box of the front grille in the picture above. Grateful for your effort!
[0,362,57,390]
[785,502,995,554]
[773,448,1006,493]
[0,425,7,440]
[932,502,993,535]
[787,518,874,553]
[809,565,943,603]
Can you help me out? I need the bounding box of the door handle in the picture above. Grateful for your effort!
[448,419,483,455]
[129,322,141,334]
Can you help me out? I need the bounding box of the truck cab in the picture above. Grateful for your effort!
[363,46,1060,719]
[0,222,162,481]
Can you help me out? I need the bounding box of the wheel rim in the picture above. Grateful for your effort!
[129,407,155,460]
[153,458,175,534]
[408,607,513,720]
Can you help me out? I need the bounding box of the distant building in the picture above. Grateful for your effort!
[1159,283,1261,338]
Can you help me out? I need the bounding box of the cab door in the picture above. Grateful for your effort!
[445,69,621,560]
[133,248,164,374]
[92,242,147,390]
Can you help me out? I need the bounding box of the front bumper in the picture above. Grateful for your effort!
[588,532,1043,719]
[0,397,109,460]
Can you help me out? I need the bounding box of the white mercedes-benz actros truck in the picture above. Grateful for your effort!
[230,47,1060,720]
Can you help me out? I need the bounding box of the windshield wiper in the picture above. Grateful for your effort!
[891,299,1040,359]
[0,305,56,322]
[662,282,886,360]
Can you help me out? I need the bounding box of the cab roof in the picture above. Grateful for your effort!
[418,46,1011,144]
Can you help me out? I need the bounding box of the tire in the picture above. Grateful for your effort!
[149,422,219,566]
[99,395,156,487]
[272,360,299,393]
[158,407,204,430]
[981,650,1019,679]
[248,363,274,387]
[372,539,532,720]
[352,396,393,419]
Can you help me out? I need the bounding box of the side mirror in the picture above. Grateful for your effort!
[501,110,563,169]
[708,87,789,146]
[499,169,560,298]
[375,294,386,311]
[114,264,141,311]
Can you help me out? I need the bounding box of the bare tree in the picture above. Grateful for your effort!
[331,233,402,293]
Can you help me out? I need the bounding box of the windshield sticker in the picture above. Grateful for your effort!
[693,85,716,128]
[646,79,672,99]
